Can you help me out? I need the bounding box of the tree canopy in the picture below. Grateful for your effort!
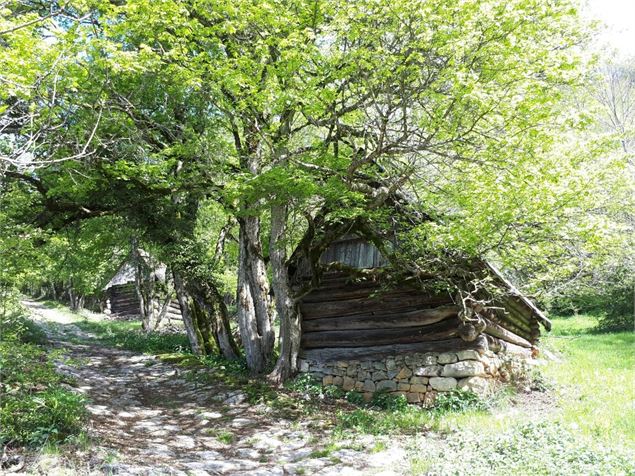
[1,0,633,377]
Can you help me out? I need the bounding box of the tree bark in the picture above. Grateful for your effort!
[268,204,301,384]
[234,215,275,373]
[173,269,240,360]
[173,271,204,355]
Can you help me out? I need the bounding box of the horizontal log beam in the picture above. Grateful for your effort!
[484,320,532,348]
[300,335,489,362]
[490,315,533,341]
[302,305,459,332]
[301,293,453,320]
[302,318,460,348]
[302,286,413,303]
[486,335,532,356]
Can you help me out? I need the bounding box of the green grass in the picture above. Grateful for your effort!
[400,313,635,475]
[542,313,635,446]
[72,315,191,355]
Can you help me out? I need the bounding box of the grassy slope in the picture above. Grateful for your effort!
[542,314,635,446]
[404,314,635,475]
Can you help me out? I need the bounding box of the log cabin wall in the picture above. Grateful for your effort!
[107,283,183,322]
[108,284,140,316]
[296,235,543,404]
[300,271,473,359]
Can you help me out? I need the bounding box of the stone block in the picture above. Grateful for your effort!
[361,361,372,370]
[347,367,358,377]
[422,391,437,407]
[407,392,422,403]
[336,361,349,368]
[457,350,482,361]
[421,353,438,365]
[457,376,492,395]
[414,365,441,377]
[386,358,397,370]
[410,376,429,385]
[373,362,387,371]
[441,361,485,378]
[397,383,411,392]
[342,376,355,391]
[410,384,427,393]
[372,370,388,380]
[396,367,413,379]
[376,380,397,391]
[438,353,458,364]
[299,360,310,372]
[387,369,399,379]
[363,380,376,392]
[363,392,373,402]
[322,375,333,386]
[404,354,417,367]
[429,377,457,391]
[354,381,365,391]
[332,376,343,386]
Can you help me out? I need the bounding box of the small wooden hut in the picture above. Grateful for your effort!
[293,228,550,403]
[103,252,182,322]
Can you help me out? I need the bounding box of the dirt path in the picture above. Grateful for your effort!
[23,301,406,476]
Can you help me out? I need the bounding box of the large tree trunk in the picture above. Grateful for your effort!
[236,216,275,373]
[268,204,301,384]
[173,269,240,360]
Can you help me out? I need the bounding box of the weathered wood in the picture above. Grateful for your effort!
[301,305,459,332]
[484,319,532,348]
[490,305,532,331]
[301,335,489,361]
[302,318,460,348]
[301,293,454,320]
[486,335,532,356]
[499,298,535,328]
[301,284,412,303]
[490,315,533,341]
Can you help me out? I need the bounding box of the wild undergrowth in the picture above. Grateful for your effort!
[407,421,635,476]
[0,303,86,448]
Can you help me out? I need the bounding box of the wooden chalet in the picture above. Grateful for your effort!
[292,226,551,401]
[103,253,182,322]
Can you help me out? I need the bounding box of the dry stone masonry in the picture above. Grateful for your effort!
[299,349,523,405]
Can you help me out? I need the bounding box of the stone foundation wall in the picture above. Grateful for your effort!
[298,349,522,405]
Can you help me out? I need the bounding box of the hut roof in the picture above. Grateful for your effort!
[103,250,167,291]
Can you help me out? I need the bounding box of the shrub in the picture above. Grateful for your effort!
[370,390,408,411]
[0,389,86,447]
[345,390,365,405]
[433,389,485,413]
[0,310,86,449]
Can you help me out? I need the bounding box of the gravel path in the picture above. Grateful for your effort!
[22,301,407,476]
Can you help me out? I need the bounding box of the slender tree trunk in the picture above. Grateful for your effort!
[235,216,275,373]
[151,293,172,331]
[268,204,301,384]
[173,271,204,355]
[237,231,267,372]
[242,216,275,354]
